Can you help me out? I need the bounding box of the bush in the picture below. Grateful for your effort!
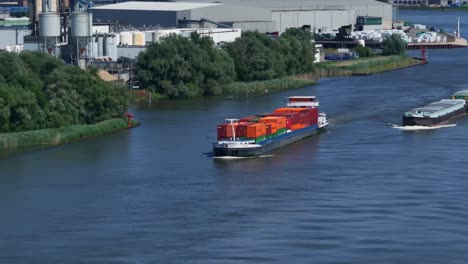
[0,51,129,133]
[354,46,375,57]
[382,34,407,55]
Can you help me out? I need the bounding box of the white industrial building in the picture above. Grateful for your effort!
[90,0,395,34]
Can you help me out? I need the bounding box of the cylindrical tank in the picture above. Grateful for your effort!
[132,31,145,46]
[39,12,60,37]
[120,31,132,45]
[358,39,365,47]
[50,0,57,12]
[71,12,89,37]
[88,12,93,35]
[35,0,42,19]
[97,35,104,57]
[103,35,109,57]
[106,34,118,61]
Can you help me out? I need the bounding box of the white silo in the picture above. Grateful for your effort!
[50,0,57,12]
[35,0,42,20]
[358,39,365,47]
[71,12,90,37]
[120,31,133,45]
[39,12,60,37]
[97,35,104,57]
[106,34,118,61]
[103,35,109,57]
[132,31,145,46]
[39,12,60,56]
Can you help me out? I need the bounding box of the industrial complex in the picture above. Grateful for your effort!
[0,0,411,79]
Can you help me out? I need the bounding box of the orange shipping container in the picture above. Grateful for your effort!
[258,116,287,129]
[291,123,306,131]
[274,107,307,114]
[246,123,266,138]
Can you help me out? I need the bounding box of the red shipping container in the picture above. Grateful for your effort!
[265,123,278,135]
[217,123,238,139]
[236,122,255,137]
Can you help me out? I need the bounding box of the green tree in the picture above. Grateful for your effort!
[136,33,235,98]
[382,34,407,55]
[0,51,129,133]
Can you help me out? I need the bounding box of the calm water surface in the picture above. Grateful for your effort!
[2,10,468,263]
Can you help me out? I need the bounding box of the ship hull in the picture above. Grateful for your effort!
[402,105,467,126]
[213,125,326,157]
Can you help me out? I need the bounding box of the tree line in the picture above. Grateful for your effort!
[135,28,317,99]
[0,51,129,133]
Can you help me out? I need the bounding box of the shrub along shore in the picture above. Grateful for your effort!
[0,118,138,151]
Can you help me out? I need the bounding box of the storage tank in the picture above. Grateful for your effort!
[50,0,57,12]
[39,12,60,37]
[106,34,118,61]
[358,39,365,47]
[120,31,132,45]
[132,31,145,46]
[97,35,104,57]
[103,35,109,57]
[71,12,89,37]
[88,12,93,35]
[35,0,42,19]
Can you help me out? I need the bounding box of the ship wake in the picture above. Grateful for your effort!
[389,123,457,131]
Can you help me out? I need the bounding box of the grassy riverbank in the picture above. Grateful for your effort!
[320,55,426,76]
[0,118,138,150]
[223,78,316,99]
[133,55,425,101]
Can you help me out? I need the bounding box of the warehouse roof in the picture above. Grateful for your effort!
[91,1,222,11]
[176,0,391,9]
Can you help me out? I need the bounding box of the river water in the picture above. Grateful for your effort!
[2,10,468,264]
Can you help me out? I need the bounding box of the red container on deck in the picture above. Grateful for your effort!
[217,123,239,140]
[265,123,278,135]
[236,122,255,137]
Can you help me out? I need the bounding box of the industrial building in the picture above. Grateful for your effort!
[90,0,395,34]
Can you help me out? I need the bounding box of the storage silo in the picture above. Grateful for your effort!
[50,0,57,12]
[133,31,145,46]
[120,31,132,45]
[106,34,118,61]
[35,0,42,20]
[97,35,104,57]
[103,35,109,57]
[71,12,89,37]
[39,12,60,37]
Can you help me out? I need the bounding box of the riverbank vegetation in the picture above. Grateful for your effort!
[321,55,424,75]
[0,118,137,150]
[135,29,316,99]
[0,51,129,134]
[136,30,424,100]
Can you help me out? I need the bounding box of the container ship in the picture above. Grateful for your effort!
[213,96,328,157]
[402,99,467,126]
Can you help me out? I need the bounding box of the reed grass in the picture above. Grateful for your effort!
[328,55,424,75]
[223,78,316,99]
[0,118,137,150]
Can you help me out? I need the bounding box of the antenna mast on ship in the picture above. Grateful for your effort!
[456,16,461,38]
